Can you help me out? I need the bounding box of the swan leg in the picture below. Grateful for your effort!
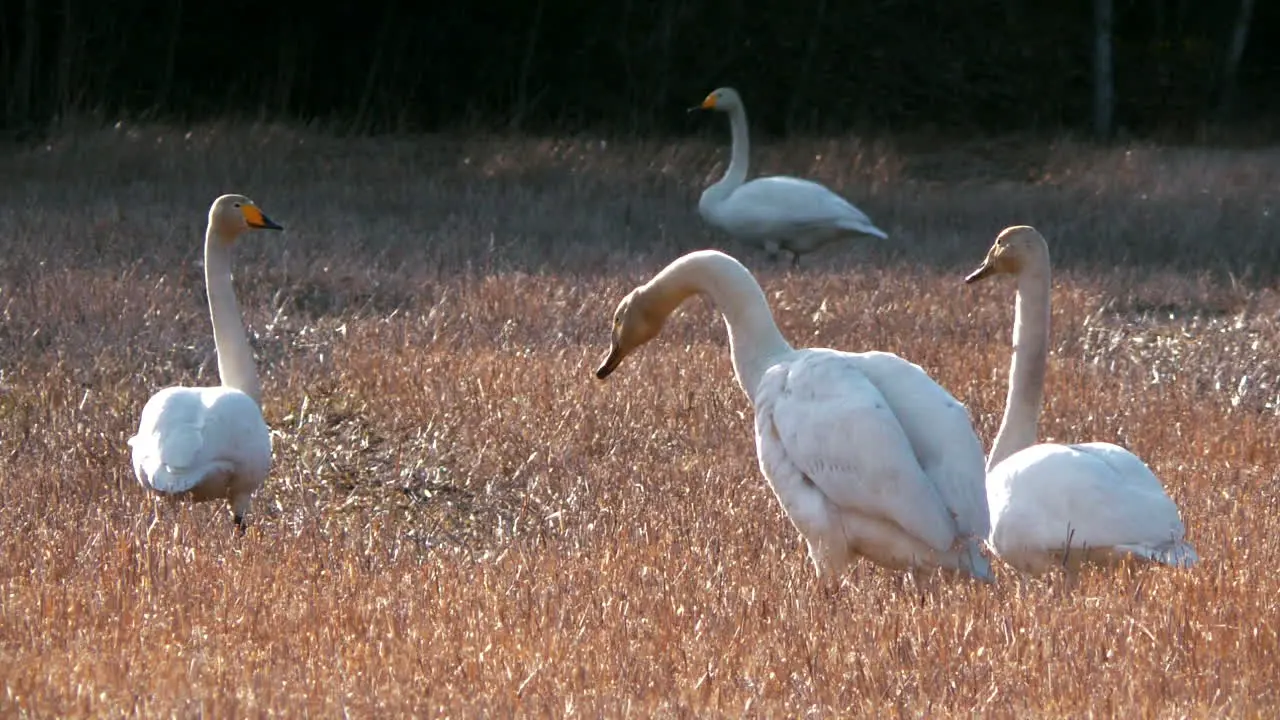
[762,239,783,265]
[812,568,842,599]
[230,493,252,536]
[808,541,852,598]
[904,566,942,605]
[891,569,922,601]
[146,497,163,545]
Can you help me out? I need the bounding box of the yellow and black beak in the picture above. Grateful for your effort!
[595,343,624,379]
[964,260,997,284]
[687,95,717,113]
[242,205,284,231]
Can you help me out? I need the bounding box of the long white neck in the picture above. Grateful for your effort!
[646,251,792,403]
[700,105,752,212]
[204,226,261,404]
[986,263,1052,472]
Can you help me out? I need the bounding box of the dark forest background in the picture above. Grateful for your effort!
[1,0,1275,139]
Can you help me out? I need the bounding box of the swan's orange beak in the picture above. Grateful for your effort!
[242,205,284,231]
[688,94,717,113]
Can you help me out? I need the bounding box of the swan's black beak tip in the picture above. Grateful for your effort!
[595,347,623,379]
[964,264,994,284]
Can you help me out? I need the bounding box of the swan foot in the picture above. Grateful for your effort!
[145,496,172,545]
[814,570,845,600]
[760,239,800,268]
[764,245,800,269]
[146,505,161,545]
[897,567,940,606]
[230,493,251,537]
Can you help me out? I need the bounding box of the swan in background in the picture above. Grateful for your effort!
[595,250,993,584]
[129,194,283,535]
[965,226,1198,574]
[690,87,888,267]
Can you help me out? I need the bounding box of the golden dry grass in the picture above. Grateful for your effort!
[1,122,1279,716]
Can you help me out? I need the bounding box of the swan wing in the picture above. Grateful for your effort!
[987,442,1189,558]
[1070,442,1180,499]
[719,177,887,239]
[129,386,271,495]
[754,350,958,552]
[841,351,991,540]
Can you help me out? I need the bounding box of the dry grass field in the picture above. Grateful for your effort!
[1,121,1279,716]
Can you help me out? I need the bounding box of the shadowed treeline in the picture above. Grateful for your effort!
[2,0,1276,137]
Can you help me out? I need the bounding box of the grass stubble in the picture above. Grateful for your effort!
[0,122,1278,717]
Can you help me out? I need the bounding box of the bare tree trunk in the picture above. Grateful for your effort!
[53,0,76,119]
[8,0,39,126]
[786,0,828,134]
[352,0,398,133]
[274,27,297,118]
[157,0,184,110]
[0,10,10,87]
[1214,0,1255,121]
[614,0,637,130]
[511,0,546,131]
[652,0,678,132]
[1092,0,1115,140]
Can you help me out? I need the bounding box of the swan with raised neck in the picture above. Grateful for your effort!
[689,87,889,266]
[204,193,283,403]
[964,225,1052,472]
[128,193,282,535]
[964,225,1198,573]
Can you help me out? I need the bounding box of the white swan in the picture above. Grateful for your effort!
[965,226,1199,574]
[691,87,888,267]
[128,194,282,534]
[595,250,993,583]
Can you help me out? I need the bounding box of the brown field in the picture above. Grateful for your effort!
[1,122,1279,717]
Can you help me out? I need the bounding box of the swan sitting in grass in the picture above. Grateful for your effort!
[595,249,993,585]
[690,87,888,267]
[129,194,282,536]
[965,226,1199,574]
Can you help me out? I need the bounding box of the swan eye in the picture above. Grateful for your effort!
[234,202,242,208]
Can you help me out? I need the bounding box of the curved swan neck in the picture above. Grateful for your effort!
[724,105,751,189]
[703,105,751,207]
[644,251,792,402]
[204,226,261,404]
[987,262,1051,472]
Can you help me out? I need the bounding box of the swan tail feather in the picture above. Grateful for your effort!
[150,459,235,496]
[959,537,995,583]
[837,218,888,240]
[1116,541,1200,569]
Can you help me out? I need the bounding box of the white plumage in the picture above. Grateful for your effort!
[130,386,272,503]
[596,249,992,583]
[966,226,1198,574]
[129,194,283,533]
[985,442,1198,573]
[692,87,887,266]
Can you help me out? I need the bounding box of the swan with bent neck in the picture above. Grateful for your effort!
[966,226,1199,574]
[128,194,282,534]
[596,250,994,584]
[691,87,888,267]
